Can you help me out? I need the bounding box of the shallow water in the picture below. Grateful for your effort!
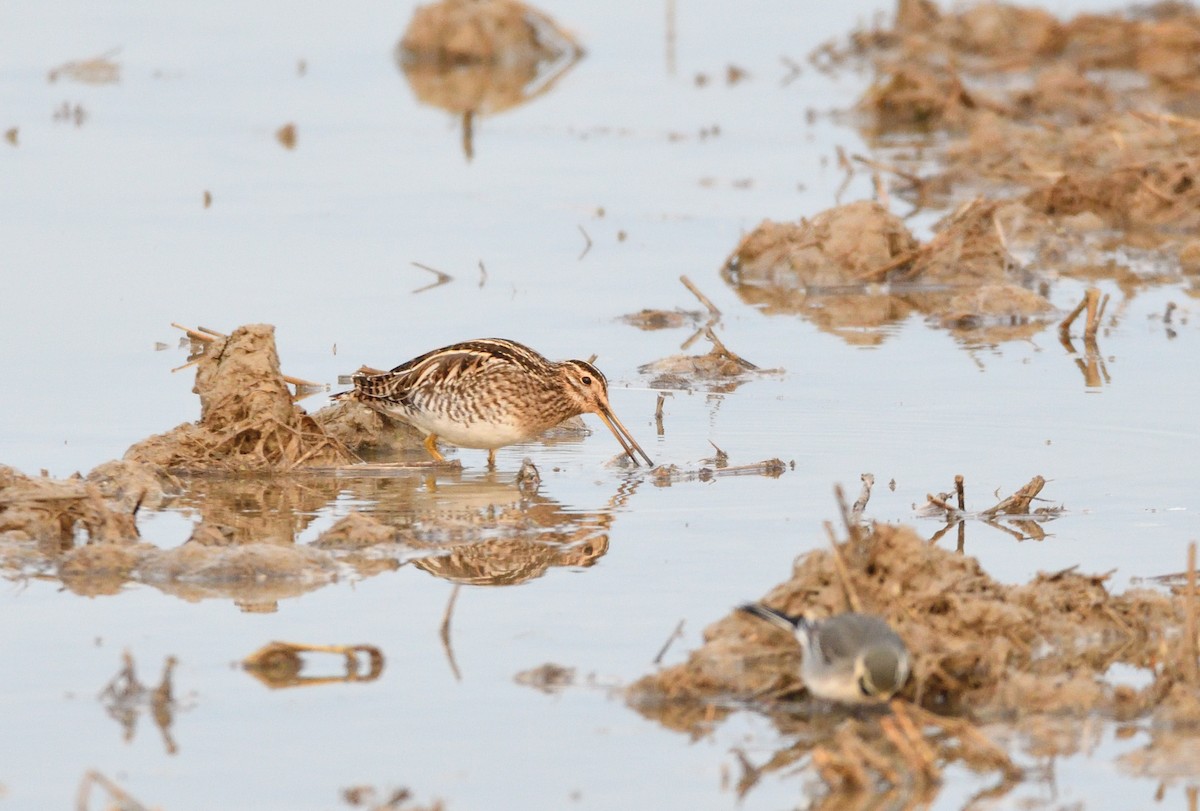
[2,0,1199,808]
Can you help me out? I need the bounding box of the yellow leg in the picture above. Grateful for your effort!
[423,433,446,462]
[487,449,497,468]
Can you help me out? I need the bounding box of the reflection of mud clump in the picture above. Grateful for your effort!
[396,0,583,159]
[399,0,570,66]
[126,324,350,471]
[630,522,1185,728]
[396,0,582,112]
[0,464,142,548]
[723,199,1053,344]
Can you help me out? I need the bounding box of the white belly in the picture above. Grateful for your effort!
[409,412,533,450]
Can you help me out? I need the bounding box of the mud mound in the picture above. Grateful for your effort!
[125,324,351,471]
[848,1,1200,241]
[630,522,1185,724]
[722,199,1054,344]
[312,398,427,456]
[727,201,917,287]
[86,459,180,511]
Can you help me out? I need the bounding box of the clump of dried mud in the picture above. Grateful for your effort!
[314,398,428,458]
[126,325,352,471]
[723,199,1058,344]
[729,0,1200,348]
[629,518,1198,788]
[856,1,1200,241]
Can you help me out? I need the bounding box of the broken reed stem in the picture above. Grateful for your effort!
[1083,287,1102,339]
[872,169,890,209]
[680,275,721,316]
[171,322,322,389]
[653,619,686,665]
[835,483,864,547]
[824,520,863,614]
[171,321,215,343]
[851,153,923,186]
[704,327,759,369]
[1058,292,1089,334]
[851,473,875,518]
[980,475,1045,517]
[926,492,955,514]
[955,475,965,511]
[1187,542,1198,686]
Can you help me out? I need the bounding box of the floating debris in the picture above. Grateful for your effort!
[275,122,297,149]
[48,49,121,84]
[395,0,584,160]
[243,642,385,689]
[514,662,575,693]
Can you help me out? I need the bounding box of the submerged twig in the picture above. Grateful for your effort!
[441,584,463,682]
[680,275,721,317]
[412,261,454,293]
[77,771,151,811]
[704,328,759,370]
[980,476,1046,517]
[653,619,686,665]
[577,224,593,260]
[1059,287,1102,336]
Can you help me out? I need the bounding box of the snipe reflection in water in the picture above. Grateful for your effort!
[395,0,584,160]
[383,468,641,587]
[22,468,641,608]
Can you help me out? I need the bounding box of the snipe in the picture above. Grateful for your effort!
[339,338,652,468]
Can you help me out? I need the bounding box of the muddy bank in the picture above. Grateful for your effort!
[722,199,1058,345]
[722,0,1200,348]
[628,512,1198,791]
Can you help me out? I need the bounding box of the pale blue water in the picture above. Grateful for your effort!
[1,1,1198,808]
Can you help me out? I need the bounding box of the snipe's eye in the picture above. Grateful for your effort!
[580,375,592,385]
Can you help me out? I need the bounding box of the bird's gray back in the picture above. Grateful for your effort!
[812,613,903,664]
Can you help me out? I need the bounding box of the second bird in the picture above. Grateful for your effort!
[342,338,653,468]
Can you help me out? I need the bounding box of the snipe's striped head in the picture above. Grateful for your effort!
[556,359,653,466]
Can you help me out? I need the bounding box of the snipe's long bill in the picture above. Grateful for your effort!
[338,338,653,468]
